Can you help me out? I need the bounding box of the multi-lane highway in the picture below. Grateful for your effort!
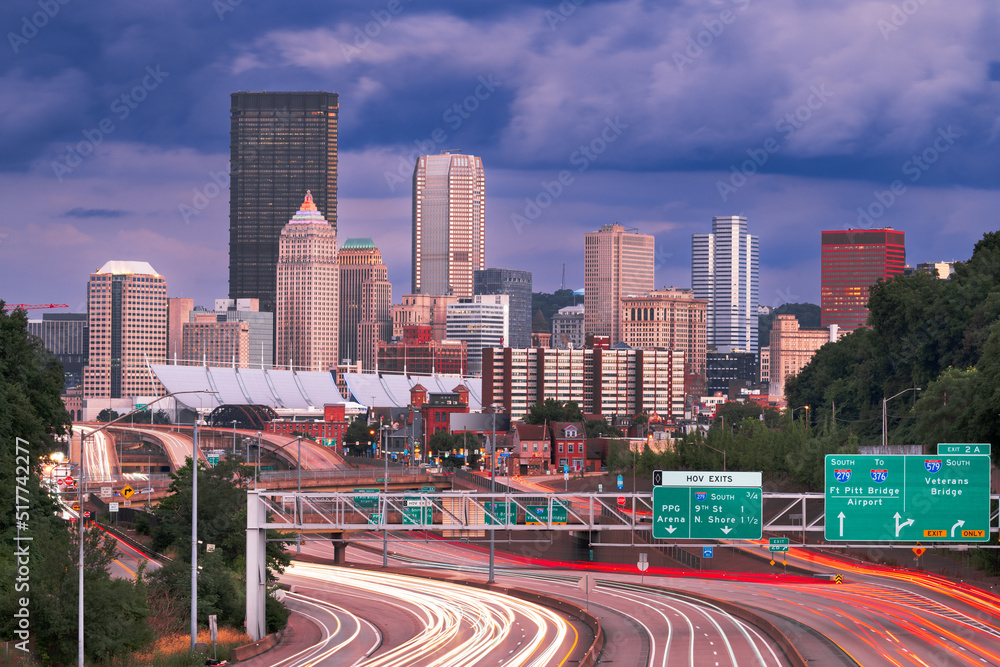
[278,528,1000,666]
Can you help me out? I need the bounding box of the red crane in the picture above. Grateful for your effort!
[1,303,70,312]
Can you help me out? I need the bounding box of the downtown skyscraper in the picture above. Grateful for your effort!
[82,261,167,398]
[584,223,655,345]
[339,238,392,371]
[692,216,759,353]
[275,192,339,372]
[412,151,485,297]
[229,91,339,319]
[821,228,905,332]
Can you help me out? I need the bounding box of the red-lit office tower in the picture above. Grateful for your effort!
[820,228,905,332]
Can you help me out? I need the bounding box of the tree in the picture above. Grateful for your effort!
[0,303,149,664]
[585,418,622,439]
[758,302,820,349]
[531,289,578,324]
[97,408,122,422]
[150,456,290,633]
[523,399,583,425]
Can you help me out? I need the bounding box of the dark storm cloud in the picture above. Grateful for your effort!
[0,0,998,306]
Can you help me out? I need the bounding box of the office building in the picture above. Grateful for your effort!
[229,91,339,319]
[377,325,469,376]
[275,191,339,372]
[339,238,392,370]
[551,304,585,349]
[27,313,88,388]
[412,151,485,297]
[705,351,759,396]
[82,261,167,398]
[821,228,905,332]
[474,268,531,348]
[768,315,838,400]
[213,298,273,369]
[620,288,707,384]
[584,223,655,344]
[917,261,954,279]
[692,216,759,353]
[167,298,193,364]
[446,295,509,375]
[182,312,250,368]
[482,345,684,421]
[392,294,460,342]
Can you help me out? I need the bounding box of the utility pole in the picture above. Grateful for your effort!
[488,406,497,584]
[191,418,199,653]
[383,423,389,567]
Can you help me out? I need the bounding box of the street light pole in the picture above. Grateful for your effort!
[883,387,921,449]
[488,406,497,584]
[296,436,303,555]
[382,422,390,568]
[191,417,199,653]
[77,389,215,667]
[232,420,238,456]
[255,431,261,489]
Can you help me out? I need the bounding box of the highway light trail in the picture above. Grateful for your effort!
[285,562,575,666]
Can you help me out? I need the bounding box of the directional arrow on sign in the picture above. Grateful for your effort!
[894,513,914,537]
[951,520,965,537]
[721,526,732,534]
[838,512,845,537]
[664,525,676,534]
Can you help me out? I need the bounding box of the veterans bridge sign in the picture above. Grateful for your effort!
[824,454,990,542]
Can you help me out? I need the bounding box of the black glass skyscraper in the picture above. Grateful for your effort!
[229,91,339,318]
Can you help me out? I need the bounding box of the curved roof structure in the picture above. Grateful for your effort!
[342,373,482,410]
[150,364,345,411]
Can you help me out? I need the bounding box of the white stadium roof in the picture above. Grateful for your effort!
[150,365,345,411]
[342,373,483,410]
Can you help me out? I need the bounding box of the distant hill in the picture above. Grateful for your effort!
[531,289,580,331]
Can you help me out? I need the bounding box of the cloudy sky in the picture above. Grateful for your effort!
[1,0,998,313]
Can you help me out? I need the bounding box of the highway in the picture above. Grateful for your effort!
[72,425,117,482]
[245,561,585,666]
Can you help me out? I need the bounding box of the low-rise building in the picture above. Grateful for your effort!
[550,421,587,472]
[511,423,551,475]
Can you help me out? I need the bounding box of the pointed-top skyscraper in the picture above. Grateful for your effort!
[276,191,339,371]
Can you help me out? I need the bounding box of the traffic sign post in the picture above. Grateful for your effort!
[703,546,714,558]
[769,537,790,552]
[824,454,990,542]
[652,484,762,539]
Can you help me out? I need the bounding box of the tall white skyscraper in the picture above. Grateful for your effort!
[412,151,485,297]
[692,216,759,353]
[276,191,339,371]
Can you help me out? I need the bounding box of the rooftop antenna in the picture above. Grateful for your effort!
[560,263,566,291]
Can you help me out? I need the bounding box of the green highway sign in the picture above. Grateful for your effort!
[769,537,790,552]
[353,488,380,509]
[526,500,568,525]
[484,501,515,525]
[368,513,382,525]
[376,478,391,482]
[207,455,219,466]
[420,486,436,492]
[937,443,991,456]
[824,455,990,542]
[403,498,432,525]
[653,486,762,539]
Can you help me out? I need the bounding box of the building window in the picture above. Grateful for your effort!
[558,444,563,453]
[568,444,574,453]
[522,443,527,452]
[533,443,538,452]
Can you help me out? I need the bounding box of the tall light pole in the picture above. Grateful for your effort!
[295,435,304,555]
[883,387,921,449]
[382,422,392,567]
[232,420,238,456]
[255,431,262,489]
[77,389,215,667]
[190,416,200,653]
[699,440,726,472]
[488,405,499,584]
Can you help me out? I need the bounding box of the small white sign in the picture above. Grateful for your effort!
[405,499,431,507]
[654,470,762,487]
[100,487,112,498]
[208,614,218,644]
[564,473,569,480]
[206,543,215,553]
[122,501,131,508]
[109,502,119,512]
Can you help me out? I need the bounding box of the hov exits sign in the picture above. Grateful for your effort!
[824,455,990,542]
[652,470,762,540]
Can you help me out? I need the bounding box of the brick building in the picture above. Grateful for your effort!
[511,423,551,475]
[377,325,468,375]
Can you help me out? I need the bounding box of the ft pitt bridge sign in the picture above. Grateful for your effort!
[825,454,990,542]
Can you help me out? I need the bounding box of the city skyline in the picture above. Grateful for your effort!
[1,1,998,311]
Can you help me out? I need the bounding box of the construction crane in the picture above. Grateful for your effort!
[1,303,69,313]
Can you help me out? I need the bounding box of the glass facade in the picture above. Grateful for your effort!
[229,91,339,322]
[820,229,905,331]
[474,268,532,348]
